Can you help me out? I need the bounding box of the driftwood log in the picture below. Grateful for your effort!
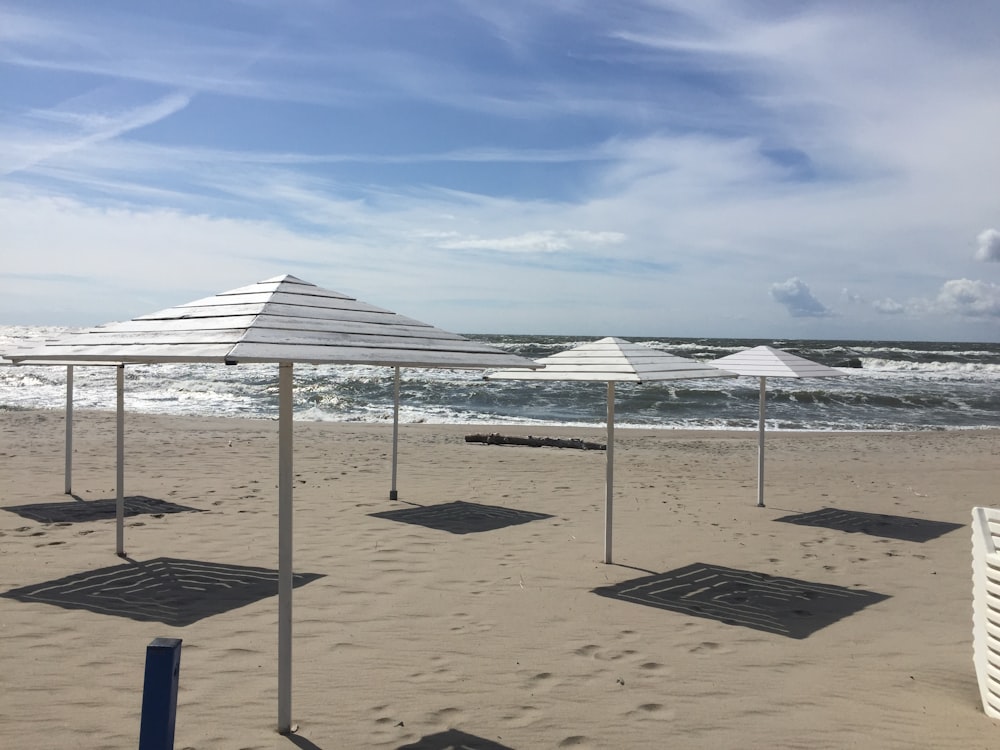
[465,433,606,451]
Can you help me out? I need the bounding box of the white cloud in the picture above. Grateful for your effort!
[935,278,1000,319]
[975,228,1000,262]
[769,277,834,318]
[872,298,906,315]
[2,2,1000,340]
[435,229,626,253]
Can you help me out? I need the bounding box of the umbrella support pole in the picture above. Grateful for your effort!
[390,366,400,500]
[604,382,615,564]
[278,363,295,734]
[116,365,125,556]
[65,365,73,495]
[757,377,766,508]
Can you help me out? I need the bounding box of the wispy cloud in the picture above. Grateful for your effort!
[433,229,626,253]
[1,91,193,176]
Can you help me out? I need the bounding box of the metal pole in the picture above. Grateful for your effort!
[277,362,294,734]
[757,376,766,508]
[390,366,400,500]
[116,364,125,556]
[64,365,73,495]
[604,381,615,564]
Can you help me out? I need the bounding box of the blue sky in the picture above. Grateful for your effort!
[2,1,999,341]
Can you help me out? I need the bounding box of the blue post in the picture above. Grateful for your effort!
[138,638,182,750]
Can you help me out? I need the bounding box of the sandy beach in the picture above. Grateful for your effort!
[1,408,998,749]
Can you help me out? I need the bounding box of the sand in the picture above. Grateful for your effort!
[1,408,998,749]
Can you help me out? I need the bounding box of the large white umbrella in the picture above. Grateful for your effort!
[4,273,535,734]
[709,345,846,508]
[487,337,734,564]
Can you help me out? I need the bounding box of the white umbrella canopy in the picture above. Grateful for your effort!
[7,274,531,368]
[487,337,735,564]
[5,273,536,734]
[709,345,846,508]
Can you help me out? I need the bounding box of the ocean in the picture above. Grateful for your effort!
[1,327,998,431]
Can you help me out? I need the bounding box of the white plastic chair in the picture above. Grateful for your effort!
[971,506,1000,719]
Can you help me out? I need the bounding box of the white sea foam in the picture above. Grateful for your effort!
[2,327,998,430]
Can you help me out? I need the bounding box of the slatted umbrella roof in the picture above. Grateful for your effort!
[709,345,847,508]
[709,345,843,379]
[5,274,535,369]
[487,336,733,382]
[488,337,734,565]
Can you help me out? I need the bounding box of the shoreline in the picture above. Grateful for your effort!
[5,404,1000,435]
[1,409,999,748]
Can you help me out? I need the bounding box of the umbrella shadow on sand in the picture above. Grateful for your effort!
[593,562,889,639]
[2,495,202,524]
[772,507,963,543]
[396,729,515,749]
[369,500,553,535]
[286,729,516,750]
[1,557,323,627]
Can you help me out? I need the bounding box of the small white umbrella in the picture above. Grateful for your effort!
[488,337,734,564]
[710,345,846,508]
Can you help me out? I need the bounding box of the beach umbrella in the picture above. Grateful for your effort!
[709,345,845,508]
[4,273,536,735]
[487,337,735,565]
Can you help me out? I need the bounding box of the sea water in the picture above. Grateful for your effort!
[1,327,998,431]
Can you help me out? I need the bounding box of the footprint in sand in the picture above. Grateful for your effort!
[689,641,734,655]
[521,671,558,695]
[408,655,461,684]
[428,706,463,724]
[373,706,405,734]
[501,704,542,728]
[626,702,676,721]
[447,610,495,635]
[638,661,666,672]
[575,644,639,662]
[558,736,594,748]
